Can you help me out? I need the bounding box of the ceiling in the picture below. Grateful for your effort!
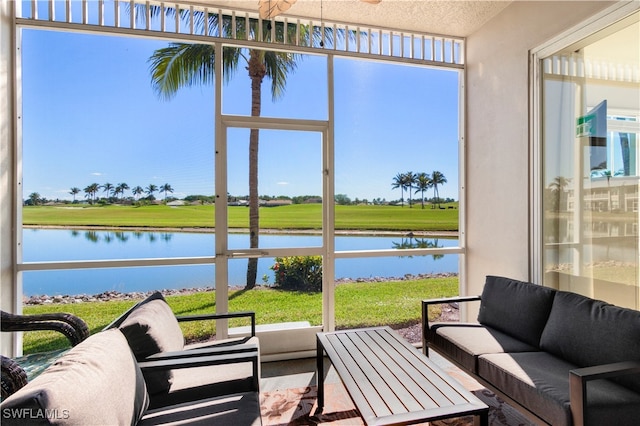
[191,1,513,37]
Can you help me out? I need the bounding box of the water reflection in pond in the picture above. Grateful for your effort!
[22,229,458,296]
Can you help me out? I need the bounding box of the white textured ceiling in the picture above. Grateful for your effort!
[193,1,513,37]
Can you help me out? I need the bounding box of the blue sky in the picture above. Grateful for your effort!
[22,29,459,202]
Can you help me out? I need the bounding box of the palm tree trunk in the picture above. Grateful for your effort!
[246,51,266,290]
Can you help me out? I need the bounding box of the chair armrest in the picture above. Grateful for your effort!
[422,295,481,307]
[145,343,258,361]
[176,311,256,337]
[421,295,481,325]
[138,348,260,391]
[1,310,90,346]
[569,360,640,426]
[421,296,481,355]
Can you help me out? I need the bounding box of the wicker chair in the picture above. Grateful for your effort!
[1,310,90,399]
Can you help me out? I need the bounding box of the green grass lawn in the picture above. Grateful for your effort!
[22,276,458,354]
[23,203,459,232]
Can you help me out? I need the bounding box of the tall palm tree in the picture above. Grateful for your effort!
[145,184,158,200]
[548,176,571,212]
[69,187,80,203]
[132,186,144,201]
[404,171,416,208]
[431,171,447,208]
[391,173,406,207]
[115,183,129,201]
[147,12,313,289]
[160,183,174,201]
[84,183,100,204]
[102,182,114,201]
[414,172,432,209]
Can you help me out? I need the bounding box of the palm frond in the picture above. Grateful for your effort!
[264,51,300,100]
[148,43,216,100]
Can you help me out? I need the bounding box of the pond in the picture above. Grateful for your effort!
[22,229,459,296]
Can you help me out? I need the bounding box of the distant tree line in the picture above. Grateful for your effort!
[25,180,454,207]
[25,182,174,206]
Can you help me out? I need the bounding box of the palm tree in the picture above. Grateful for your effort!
[84,183,100,204]
[160,183,174,201]
[132,186,144,201]
[391,173,406,207]
[145,184,158,200]
[548,176,571,212]
[115,183,129,201]
[102,182,114,201]
[414,173,432,209]
[431,171,447,208]
[147,13,312,289]
[404,171,416,208]
[69,187,80,203]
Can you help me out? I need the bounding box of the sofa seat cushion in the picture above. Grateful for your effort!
[540,290,640,393]
[139,392,262,426]
[147,361,257,410]
[428,323,538,373]
[478,352,640,426]
[477,276,557,348]
[0,329,149,425]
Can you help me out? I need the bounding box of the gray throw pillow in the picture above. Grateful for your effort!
[0,329,149,425]
[477,275,556,348]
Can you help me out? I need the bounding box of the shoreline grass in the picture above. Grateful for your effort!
[22,276,458,354]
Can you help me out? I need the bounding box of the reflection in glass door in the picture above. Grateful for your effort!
[541,13,639,309]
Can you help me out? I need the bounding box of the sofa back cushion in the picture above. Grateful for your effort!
[477,276,557,348]
[540,291,640,393]
[119,293,184,394]
[119,293,184,359]
[0,329,149,425]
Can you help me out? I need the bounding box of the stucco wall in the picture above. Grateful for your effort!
[463,1,615,317]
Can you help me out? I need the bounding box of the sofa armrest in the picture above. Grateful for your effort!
[176,311,256,337]
[139,346,260,391]
[569,360,640,426]
[145,343,258,361]
[421,296,481,355]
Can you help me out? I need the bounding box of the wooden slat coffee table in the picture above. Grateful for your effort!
[316,326,488,426]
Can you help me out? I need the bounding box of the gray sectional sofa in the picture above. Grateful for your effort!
[422,275,640,426]
[1,292,262,425]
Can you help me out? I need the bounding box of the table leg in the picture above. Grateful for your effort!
[474,409,489,426]
[316,336,325,411]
